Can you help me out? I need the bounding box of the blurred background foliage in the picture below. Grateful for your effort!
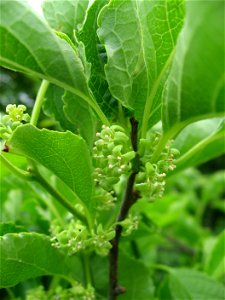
[0,67,224,299]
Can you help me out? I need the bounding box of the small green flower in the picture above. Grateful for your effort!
[0,104,30,141]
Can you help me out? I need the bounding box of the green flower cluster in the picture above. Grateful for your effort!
[50,220,115,256]
[93,125,135,209]
[136,132,179,201]
[0,104,30,140]
[25,284,95,300]
[118,214,139,236]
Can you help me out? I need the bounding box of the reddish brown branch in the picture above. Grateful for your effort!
[108,117,139,300]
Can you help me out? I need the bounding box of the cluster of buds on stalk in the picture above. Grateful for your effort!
[50,220,115,256]
[0,104,30,141]
[118,214,140,236]
[93,125,135,209]
[136,132,179,201]
[26,284,95,300]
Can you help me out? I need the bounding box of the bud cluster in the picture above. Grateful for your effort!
[0,104,30,141]
[25,284,95,300]
[118,214,139,236]
[93,187,116,211]
[50,220,115,256]
[136,132,179,201]
[93,125,135,209]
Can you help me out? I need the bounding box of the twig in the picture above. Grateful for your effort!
[108,117,139,300]
[165,234,196,257]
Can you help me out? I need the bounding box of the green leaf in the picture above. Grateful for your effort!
[166,269,225,300]
[118,252,155,299]
[0,0,88,94]
[42,0,89,39]
[0,222,27,236]
[173,118,225,172]
[43,84,97,148]
[77,0,117,117]
[7,124,93,211]
[0,232,79,288]
[205,230,225,279]
[163,1,225,135]
[63,91,97,149]
[43,84,76,132]
[0,0,108,124]
[97,0,184,131]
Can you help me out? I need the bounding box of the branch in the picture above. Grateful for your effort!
[108,117,140,300]
[165,234,196,257]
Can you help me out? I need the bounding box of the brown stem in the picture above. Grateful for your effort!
[108,118,139,300]
[165,234,196,257]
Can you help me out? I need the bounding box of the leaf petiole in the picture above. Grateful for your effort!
[32,169,90,228]
[0,154,32,180]
[176,131,225,167]
[30,80,50,126]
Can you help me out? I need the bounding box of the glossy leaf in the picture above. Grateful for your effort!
[165,269,225,300]
[63,91,97,148]
[98,0,184,129]
[42,0,89,39]
[163,1,225,134]
[0,0,98,113]
[173,118,225,172]
[0,232,79,288]
[7,124,93,210]
[205,230,225,279]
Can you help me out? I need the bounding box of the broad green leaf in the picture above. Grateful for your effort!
[43,84,76,132]
[97,0,184,130]
[163,1,225,134]
[77,0,117,117]
[7,124,93,211]
[63,91,97,148]
[205,230,225,279]
[118,252,155,299]
[166,269,225,300]
[172,118,225,172]
[158,277,173,300]
[0,0,102,120]
[0,222,27,236]
[0,232,79,288]
[42,0,89,39]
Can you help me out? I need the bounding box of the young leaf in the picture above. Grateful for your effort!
[0,232,81,288]
[173,118,225,172]
[77,0,117,117]
[63,91,97,149]
[7,124,93,212]
[43,84,76,132]
[98,0,184,130]
[42,0,89,39]
[166,269,225,300]
[205,230,225,279]
[163,1,225,134]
